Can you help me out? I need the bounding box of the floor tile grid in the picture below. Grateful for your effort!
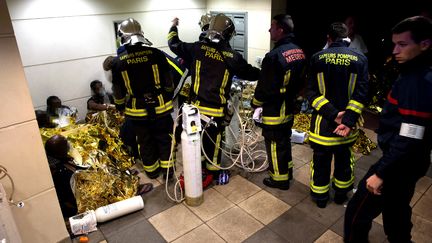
[176,191,237,242]
[243,137,380,242]
[152,175,297,242]
[233,147,360,242]
[67,178,432,242]
[213,175,331,242]
[167,177,272,242]
[65,125,432,243]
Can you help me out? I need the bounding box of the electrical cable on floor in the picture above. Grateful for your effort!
[0,165,24,208]
[201,103,268,173]
[165,98,268,203]
[227,105,268,172]
[164,107,184,203]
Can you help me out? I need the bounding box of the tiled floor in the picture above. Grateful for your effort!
[62,127,432,243]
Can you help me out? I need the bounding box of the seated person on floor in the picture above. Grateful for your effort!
[87,80,114,112]
[35,109,56,128]
[46,134,152,219]
[46,96,77,127]
[45,134,78,218]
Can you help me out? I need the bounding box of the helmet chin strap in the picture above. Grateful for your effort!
[209,38,221,43]
[122,35,153,46]
[130,35,145,45]
[206,31,223,43]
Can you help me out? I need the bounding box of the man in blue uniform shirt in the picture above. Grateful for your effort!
[344,16,432,242]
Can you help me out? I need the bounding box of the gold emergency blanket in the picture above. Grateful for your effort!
[292,113,312,133]
[66,123,133,171]
[367,56,399,114]
[74,162,138,213]
[40,110,138,212]
[352,129,378,155]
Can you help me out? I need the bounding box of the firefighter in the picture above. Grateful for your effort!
[344,16,432,242]
[111,18,175,179]
[306,22,369,208]
[168,14,260,182]
[251,14,307,190]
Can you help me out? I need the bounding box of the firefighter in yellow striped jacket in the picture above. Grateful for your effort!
[306,22,369,208]
[112,18,175,179]
[168,14,260,179]
[251,14,307,190]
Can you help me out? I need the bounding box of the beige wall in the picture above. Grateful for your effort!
[0,0,69,242]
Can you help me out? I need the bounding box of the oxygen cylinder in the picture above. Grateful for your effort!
[69,196,144,235]
[181,104,204,206]
[94,196,144,223]
[181,130,203,206]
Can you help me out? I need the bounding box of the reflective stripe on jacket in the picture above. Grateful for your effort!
[168,26,260,117]
[251,35,307,127]
[306,41,369,145]
[111,44,174,118]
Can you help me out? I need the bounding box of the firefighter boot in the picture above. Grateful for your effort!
[263,177,290,190]
[334,191,348,205]
[311,191,329,208]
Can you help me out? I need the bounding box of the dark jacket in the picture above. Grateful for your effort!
[163,52,189,100]
[251,35,307,127]
[111,44,174,119]
[375,53,432,179]
[168,26,260,117]
[87,94,112,111]
[306,41,369,146]
[47,156,77,218]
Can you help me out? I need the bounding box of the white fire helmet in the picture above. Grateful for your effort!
[198,13,212,31]
[205,13,236,43]
[117,18,152,46]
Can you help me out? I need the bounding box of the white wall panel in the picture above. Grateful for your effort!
[140,9,203,47]
[207,0,271,11]
[7,0,206,20]
[25,56,110,108]
[207,0,273,66]
[7,0,275,112]
[246,0,272,10]
[247,10,271,50]
[63,97,90,122]
[206,0,242,11]
[13,16,117,66]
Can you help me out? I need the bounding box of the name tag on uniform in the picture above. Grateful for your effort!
[399,123,425,139]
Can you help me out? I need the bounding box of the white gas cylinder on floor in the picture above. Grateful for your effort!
[181,104,203,206]
[94,196,144,223]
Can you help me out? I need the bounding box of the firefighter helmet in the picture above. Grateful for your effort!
[117,18,152,46]
[198,13,212,31]
[205,13,235,43]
